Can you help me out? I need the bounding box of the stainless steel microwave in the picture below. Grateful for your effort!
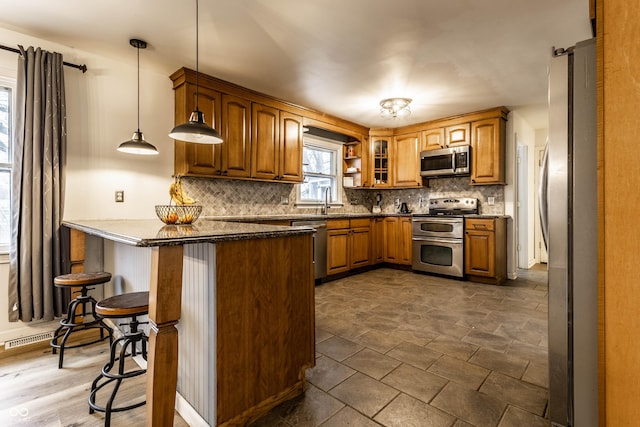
[420,146,470,177]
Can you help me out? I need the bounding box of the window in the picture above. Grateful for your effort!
[0,79,14,254]
[298,136,342,205]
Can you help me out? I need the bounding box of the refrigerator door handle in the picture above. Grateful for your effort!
[538,141,549,250]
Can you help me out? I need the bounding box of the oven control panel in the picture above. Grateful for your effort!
[428,197,478,215]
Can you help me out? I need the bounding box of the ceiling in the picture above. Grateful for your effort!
[0,0,592,130]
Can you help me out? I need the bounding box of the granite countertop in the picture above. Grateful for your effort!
[62,219,314,247]
[203,212,414,222]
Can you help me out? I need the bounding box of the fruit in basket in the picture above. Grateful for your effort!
[163,211,179,224]
[179,213,194,224]
[169,176,196,205]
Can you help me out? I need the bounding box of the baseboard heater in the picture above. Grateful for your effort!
[4,331,55,350]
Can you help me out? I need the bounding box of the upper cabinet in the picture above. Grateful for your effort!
[279,111,304,182]
[170,68,367,184]
[251,104,303,182]
[171,69,506,188]
[221,94,251,178]
[445,123,471,147]
[174,84,222,176]
[422,127,446,151]
[368,130,421,189]
[393,132,421,188]
[370,134,391,187]
[422,123,470,151]
[470,116,506,185]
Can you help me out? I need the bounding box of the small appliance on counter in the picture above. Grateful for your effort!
[399,202,410,214]
[372,193,382,213]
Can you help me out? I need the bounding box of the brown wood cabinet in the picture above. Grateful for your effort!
[326,225,350,275]
[421,123,470,151]
[445,123,471,147]
[174,84,223,176]
[326,218,371,275]
[382,217,412,265]
[422,127,446,151]
[399,217,412,265]
[350,219,372,268]
[465,217,507,285]
[251,103,279,180]
[471,117,506,185]
[383,217,400,262]
[216,235,314,425]
[370,135,392,187]
[173,68,356,184]
[371,217,385,264]
[221,94,251,178]
[250,104,304,182]
[393,133,422,188]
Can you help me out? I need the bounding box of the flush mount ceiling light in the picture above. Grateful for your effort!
[117,39,159,155]
[169,0,223,144]
[379,97,412,119]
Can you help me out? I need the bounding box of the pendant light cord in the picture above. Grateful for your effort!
[195,0,200,112]
[136,43,141,132]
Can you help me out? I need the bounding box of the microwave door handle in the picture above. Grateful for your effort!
[451,152,456,173]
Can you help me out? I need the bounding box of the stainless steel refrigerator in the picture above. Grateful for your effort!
[540,37,598,427]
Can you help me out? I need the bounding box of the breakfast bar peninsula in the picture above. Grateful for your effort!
[62,219,315,426]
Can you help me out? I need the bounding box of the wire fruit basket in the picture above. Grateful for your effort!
[155,205,202,225]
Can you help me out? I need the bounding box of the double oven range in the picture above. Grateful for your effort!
[411,197,478,278]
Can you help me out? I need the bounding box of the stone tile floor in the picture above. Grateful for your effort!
[252,265,549,427]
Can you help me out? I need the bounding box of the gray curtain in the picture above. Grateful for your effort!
[8,46,67,322]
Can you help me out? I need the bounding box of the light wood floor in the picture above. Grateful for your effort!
[0,338,188,426]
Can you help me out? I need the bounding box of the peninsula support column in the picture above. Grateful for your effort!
[145,245,184,426]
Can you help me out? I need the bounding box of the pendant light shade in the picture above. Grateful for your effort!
[118,39,159,155]
[169,109,223,144]
[169,0,223,144]
[118,131,159,155]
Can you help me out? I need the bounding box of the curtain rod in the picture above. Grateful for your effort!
[0,44,87,73]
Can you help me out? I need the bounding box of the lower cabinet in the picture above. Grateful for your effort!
[465,217,507,284]
[382,217,412,266]
[326,218,371,275]
[372,217,385,264]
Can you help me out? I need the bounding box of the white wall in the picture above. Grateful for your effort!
[0,27,175,341]
[505,110,542,277]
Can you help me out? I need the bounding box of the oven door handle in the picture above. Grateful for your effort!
[412,237,463,245]
[412,218,462,225]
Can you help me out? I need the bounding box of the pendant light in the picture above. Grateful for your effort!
[168,0,223,144]
[117,39,159,155]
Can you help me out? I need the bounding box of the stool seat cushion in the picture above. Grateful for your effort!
[96,291,149,318]
[54,272,112,287]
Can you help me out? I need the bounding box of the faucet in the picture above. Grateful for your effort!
[321,186,331,214]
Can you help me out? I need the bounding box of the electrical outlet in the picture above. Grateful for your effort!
[487,196,495,206]
[280,196,289,205]
[115,190,124,203]
[350,198,359,205]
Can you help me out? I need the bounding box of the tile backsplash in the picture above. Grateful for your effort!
[180,176,505,217]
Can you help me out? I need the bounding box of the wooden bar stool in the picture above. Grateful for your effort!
[51,272,113,368]
[88,291,149,427]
